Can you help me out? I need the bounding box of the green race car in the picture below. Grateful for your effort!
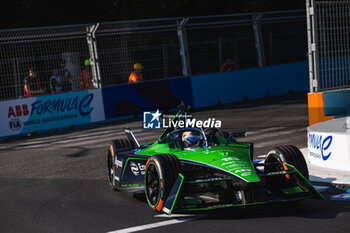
[106,107,323,215]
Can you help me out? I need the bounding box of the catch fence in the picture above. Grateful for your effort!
[0,10,307,100]
[307,0,350,92]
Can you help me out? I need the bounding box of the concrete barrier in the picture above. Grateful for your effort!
[308,117,350,172]
[324,88,350,117]
[191,61,308,108]
[307,88,350,126]
[0,61,308,139]
[102,77,193,120]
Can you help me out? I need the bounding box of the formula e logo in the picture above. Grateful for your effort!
[308,133,333,161]
[143,110,161,129]
[9,118,22,131]
[130,162,146,176]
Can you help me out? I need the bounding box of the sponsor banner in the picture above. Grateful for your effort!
[0,89,105,138]
[308,131,350,171]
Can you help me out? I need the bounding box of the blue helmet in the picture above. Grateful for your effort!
[182,131,201,148]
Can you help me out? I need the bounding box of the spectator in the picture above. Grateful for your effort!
[80,59,94,89]
[220,58,238,72]
[23,67,44,97]
[50,69,62,94]
[57,60,72,91]
[128,63,144,84]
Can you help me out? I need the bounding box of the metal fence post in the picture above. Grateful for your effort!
[86,23,102,88]
[162,44,169,79]
[177,18,191,77]
[12,59,20,98]
[218,38,223,69]
[252,13,265,67]
[306,0,319,92]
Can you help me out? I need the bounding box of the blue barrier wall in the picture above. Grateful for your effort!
[324,89,350,117]
[191,61,308,108]
[0,61,309,139]
[102,76,193,120]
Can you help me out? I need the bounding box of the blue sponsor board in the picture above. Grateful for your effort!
[191,61,308,108]
[102,77,193,120]
[0,89,105,138]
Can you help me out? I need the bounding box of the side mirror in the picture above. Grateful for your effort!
[225,132,247,146]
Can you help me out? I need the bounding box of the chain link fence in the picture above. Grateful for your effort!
[96,18,183,86]
[0,10,307,101]
[307,0,350,92]
[317,0,350,90]
[0,25,92,100]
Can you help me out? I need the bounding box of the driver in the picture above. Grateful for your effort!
[182,131,201,149]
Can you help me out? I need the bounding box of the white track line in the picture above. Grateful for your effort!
[11,130,159,149]
[314,185,329,192]
[154,214,199,218]
[254,134,305,148]
[246,127,286,135]
[242,128,305,142]
[107,217,200,233]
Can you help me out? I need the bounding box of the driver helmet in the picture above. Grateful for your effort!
[182,131,201,148]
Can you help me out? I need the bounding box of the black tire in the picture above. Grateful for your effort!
[264,145,309,194]
[107,138,136,191]
[144,154,180,213]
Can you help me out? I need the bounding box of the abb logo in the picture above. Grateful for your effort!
[8,105,29,118]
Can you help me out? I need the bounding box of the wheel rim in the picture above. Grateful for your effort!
[265,155,283,173]
[265,153,288,187]
[107,150,114,185]
[145,163,160,206]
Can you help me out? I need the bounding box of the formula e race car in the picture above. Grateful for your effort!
[106,106,323,215]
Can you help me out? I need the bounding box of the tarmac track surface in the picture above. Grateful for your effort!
[0,92,349,233]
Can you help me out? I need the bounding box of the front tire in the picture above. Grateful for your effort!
[144,154,180,213]
[264,145,309,194]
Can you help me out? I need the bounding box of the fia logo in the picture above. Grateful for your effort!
[143,109,162,129]
[9,118,22,131]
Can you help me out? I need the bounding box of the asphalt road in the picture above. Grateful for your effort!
[0,92,349,233]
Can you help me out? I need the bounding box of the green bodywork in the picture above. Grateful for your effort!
[114,109,324,214]
[135,141,259,183]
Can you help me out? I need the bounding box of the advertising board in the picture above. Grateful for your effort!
[308,131,350,171]
[0,89,105,138]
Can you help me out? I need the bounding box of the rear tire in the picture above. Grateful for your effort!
[107,138,136,191]
[144,154,180,213]
[264,145,309,194]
